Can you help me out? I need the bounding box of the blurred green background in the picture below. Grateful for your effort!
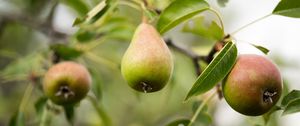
[1,0,300,126]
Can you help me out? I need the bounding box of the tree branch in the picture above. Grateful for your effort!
[165,39,205,76]
[165,35,230,99]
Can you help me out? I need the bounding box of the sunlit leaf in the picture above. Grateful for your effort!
[97,17,135,40]
[281,90,300,107]
[72,1,108,26]
[61,0,89,17]
[157,0,209,34]
[185,42,237,101]
[282,99,300,115]
[273,0,300,18]
[182,16,224,41]
[251,44,269,55]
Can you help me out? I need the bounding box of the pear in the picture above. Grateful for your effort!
[223,54,282,116]
[121,21,173,93]
[43,61,91,105]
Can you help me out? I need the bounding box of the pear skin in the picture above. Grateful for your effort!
[223,54,282,116]
[121,22,173,93]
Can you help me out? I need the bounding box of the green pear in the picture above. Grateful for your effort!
[121,22,173,93]
[223,54,282,116]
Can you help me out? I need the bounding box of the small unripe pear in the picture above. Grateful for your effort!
[121,21,173,93]
[43,61,91,105]
[223,54,282,116]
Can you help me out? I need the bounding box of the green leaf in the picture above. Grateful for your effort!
[273,0,300,18]
[157,0,210,34]
[63,105,75,125]
[72,1,109,26]
[0,52,44,80]
[166,119,190,126]
[191,101,212,126]
[61,0,89,17]
[182,16,224,41]
[251,44,269,55]
[76,31,97,42]
[195,112,212,126]
[50,44,83,60]
[89,68,103,100]
[263,105,282,124]
[282,99,300,115]
[9,111,25,126]
[185,42,237,101]
[217,0,229,7]
[34,97,48,116]
[98,17,135,40]
[281,90,300,107]
[192,101,208,113]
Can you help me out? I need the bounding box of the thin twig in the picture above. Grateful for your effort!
[87,95,112,126]
[187,90,217,126]
[231,14,272,35]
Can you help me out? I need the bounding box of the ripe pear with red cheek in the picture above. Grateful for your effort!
[121,21,173,93]
[43,61,91,105]
[223,54,282,116]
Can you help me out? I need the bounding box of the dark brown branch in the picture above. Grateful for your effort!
[165,35,230,100]
[205,34,230,63]
[165,39,205,76]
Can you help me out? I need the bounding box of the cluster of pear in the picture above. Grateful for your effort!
[43,20,282,116]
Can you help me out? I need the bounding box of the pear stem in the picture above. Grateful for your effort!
[165,36,228,99]
[87,95,112,126]
[187,91,217,126]
[208,8,225,34]
[231,14,272,35]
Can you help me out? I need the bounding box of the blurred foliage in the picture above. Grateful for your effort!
[0,0,300,126]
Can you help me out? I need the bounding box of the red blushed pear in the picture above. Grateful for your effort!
[223,54,282,116]
[121,21,173,93]
[43,61,91,105]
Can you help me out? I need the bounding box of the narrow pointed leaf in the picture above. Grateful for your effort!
[63,105,75,125]
[72,1,109,26]
[273,0,300,18]
[62,0,89,17]
[282,99,300,115]
[157,0,209,34]
[9,111,25,126]
[281,90,300,107]
[251,44,269,55]
[185,42,237,101]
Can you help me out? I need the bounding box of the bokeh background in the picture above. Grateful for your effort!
[0,0,299,126]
